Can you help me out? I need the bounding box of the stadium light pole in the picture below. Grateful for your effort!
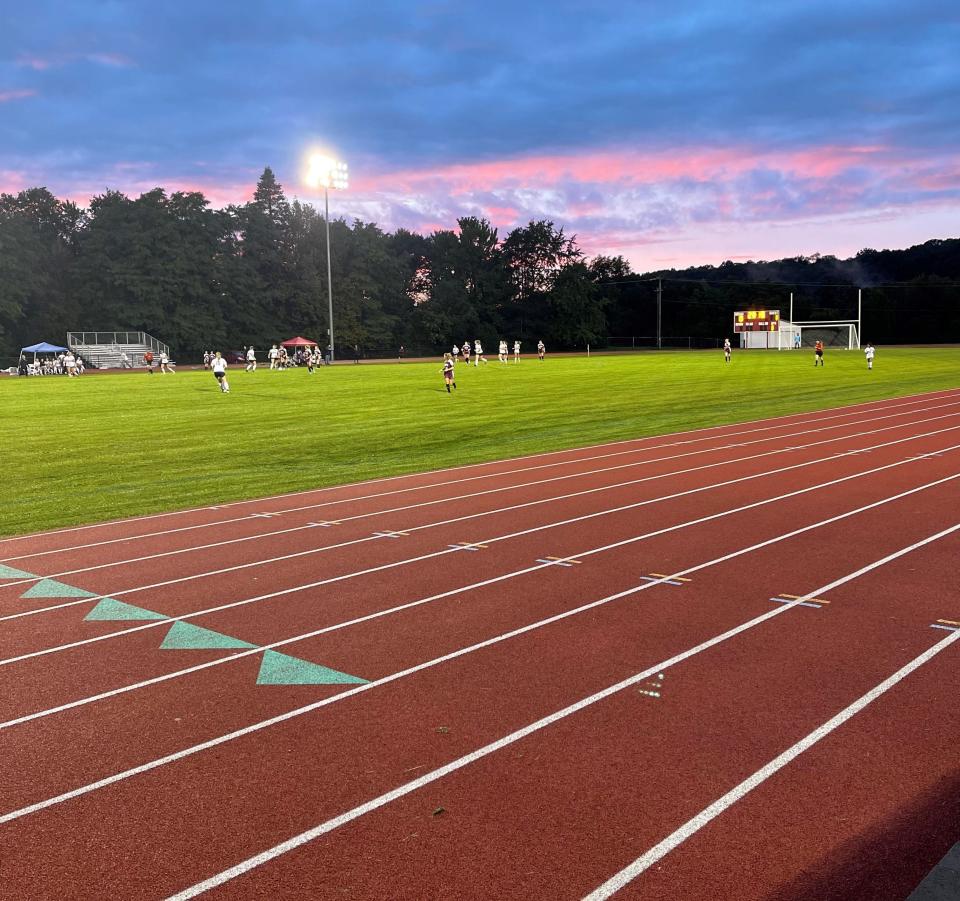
[306,154,349,362]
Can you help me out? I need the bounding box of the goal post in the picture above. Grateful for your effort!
[792,321,860,350]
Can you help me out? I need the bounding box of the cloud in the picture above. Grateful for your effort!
[0,89,37,103]
[1,0,957,268]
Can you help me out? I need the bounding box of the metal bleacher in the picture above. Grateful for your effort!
[67,331,170,369]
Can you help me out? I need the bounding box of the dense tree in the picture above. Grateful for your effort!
[0,173,957,363]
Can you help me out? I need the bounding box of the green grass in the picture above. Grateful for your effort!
[3,347,957,537]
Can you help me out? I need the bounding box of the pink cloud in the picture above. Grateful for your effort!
[0,89,37,103]
[16,55,52,70]
[352,143,921,196]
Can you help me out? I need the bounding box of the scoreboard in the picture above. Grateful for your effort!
[734,309,780,332]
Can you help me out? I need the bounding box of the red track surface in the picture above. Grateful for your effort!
[3,388,960,900]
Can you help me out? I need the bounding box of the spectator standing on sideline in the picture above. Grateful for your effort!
[353,344,360,364]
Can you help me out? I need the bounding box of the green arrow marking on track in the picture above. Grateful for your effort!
[0,564,35,580]
[85,598,168,621]
[256,650,368,686]
[160,621,258,650]
[21,579,97,599]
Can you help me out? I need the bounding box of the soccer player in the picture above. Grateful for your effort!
[159,350,172,373]
[211,351,229,392]
[814,339,824,366]
[498,339,507,363]
[864,342,875,370]
[462,341,471,365]
[143,350,154,373]
[513,340,521,362]
[441,353,457,393]
[474,339,487,366]
[268,345,279,369]
[452,344,459,362]
[537,340,545,361]
[723,338,731,363]
[246,346,257,371]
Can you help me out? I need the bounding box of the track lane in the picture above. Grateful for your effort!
[164,528,960,901]
[1,431,958,711]
[2,491,958,898]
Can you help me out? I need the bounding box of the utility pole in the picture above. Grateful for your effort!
[657,278,662,349]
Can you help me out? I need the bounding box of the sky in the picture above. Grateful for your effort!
[1,0,958,270]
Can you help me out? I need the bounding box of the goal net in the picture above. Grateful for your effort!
[791,321,860,350]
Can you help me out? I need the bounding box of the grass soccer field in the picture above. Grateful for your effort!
[3,346,958,537]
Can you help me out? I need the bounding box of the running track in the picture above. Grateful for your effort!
[3,388,960,900]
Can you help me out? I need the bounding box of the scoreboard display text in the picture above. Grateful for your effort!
[734,309,780,332]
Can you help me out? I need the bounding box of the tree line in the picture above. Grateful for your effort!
[1,166,957,362]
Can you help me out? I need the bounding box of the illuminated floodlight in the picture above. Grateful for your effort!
[305,152,349,363]
[307,154,349,190]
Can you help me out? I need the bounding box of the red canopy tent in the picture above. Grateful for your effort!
[280,336,317,348]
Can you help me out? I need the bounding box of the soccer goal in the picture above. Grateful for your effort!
[791,320,860,350]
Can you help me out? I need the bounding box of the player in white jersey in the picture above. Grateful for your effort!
[211,352,229,392]
[723,338,731,363]
[537,340,545,361]
[864,343,875,370]
[474,340,487,366]
[513,340,520,362]
[498,340,507,363]
[246,346,257,371]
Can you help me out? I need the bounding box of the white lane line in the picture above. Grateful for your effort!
[3,431,959,666]
[4,388,957,556]
[3,473,958,820]
[5,403,960,586]
[0,464,960,730]
[5,414,960,630]
[162,522,960,900]
[582,623,960,900]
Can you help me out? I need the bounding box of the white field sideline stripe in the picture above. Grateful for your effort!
[582,619,960,900]
[5,418,959,628]
[9,394,959,565]
[162,521,960,900]
[4,463,959,736]
[3,429,958,665]
[2,414,957,648]
[7,503,958,832]
[7,403,959,586]
[4,386,957,551]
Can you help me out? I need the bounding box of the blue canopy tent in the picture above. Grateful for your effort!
[20,342,69,372]
[22,342,68,356]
